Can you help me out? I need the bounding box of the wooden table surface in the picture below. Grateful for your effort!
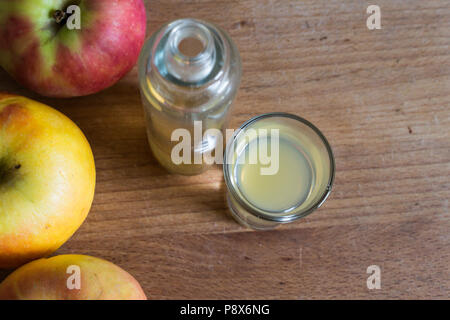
[1,0,449,299]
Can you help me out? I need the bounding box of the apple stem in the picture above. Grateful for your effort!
[53,10,67,24]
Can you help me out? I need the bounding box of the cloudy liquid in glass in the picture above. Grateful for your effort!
[234,135,315,213]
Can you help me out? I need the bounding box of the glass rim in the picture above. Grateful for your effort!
[223,112,336,223]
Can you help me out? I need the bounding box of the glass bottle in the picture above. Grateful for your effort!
[138,18,242,175]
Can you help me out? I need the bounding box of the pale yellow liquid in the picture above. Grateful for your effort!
[235,137,314,213]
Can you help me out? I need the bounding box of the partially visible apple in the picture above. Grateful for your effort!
[0,0,146,97]
[0,93,96,268]
[0,255,147,300]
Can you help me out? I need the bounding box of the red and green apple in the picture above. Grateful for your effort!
[0,0,147,97]
[0,255,147,300]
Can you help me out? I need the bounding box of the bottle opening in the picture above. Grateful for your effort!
[178,37,205,58]
[164,20,216,84]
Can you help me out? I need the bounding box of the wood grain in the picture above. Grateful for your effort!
[0,0,449,299]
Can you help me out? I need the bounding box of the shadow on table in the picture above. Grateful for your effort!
[184,166,236,224]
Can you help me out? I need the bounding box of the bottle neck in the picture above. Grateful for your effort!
[163,20,216,84]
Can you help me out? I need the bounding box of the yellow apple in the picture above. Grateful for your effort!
[0,93,96,268]
[0,254,147,300]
